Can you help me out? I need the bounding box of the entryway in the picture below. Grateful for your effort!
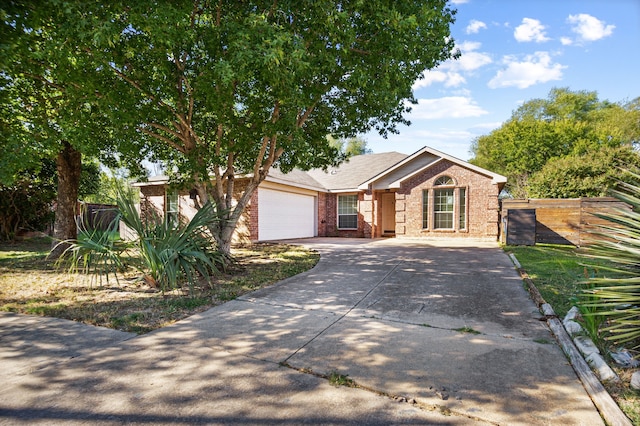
[380,192,395,236]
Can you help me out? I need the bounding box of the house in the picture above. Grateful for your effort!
[134,146,507,242]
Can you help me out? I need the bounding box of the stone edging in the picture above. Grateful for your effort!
[508,253,633,426]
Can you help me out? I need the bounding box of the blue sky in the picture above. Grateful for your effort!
[364,0,640,160]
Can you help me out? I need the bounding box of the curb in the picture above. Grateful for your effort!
[508,253,632,426]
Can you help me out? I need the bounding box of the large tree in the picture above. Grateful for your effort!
[1,3,150,256]
[39,0,458,256]
[470,88,640,198]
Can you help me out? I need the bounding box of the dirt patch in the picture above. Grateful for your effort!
[0,239,319,334]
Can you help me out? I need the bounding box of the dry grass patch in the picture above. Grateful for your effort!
[0,238,319,334]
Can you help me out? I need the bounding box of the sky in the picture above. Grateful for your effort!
[364,0,640,161]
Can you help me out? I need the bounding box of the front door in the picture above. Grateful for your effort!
[381,192,396,236]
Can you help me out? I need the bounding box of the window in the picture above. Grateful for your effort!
[459,188,466,230]
[435,175,454,186]
[166,191,179,228]
[434,188,454,229]
[338,194,358,229]
[422,189,429,229]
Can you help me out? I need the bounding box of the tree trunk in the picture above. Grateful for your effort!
[49,141,82,259]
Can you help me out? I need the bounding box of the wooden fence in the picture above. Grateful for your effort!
[78,203,119,232]
[500,198,630,246]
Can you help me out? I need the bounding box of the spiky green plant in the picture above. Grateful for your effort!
[55,212,129,287]
[116,190,225,293]
[580,172,640,354]
[59,188,225,293]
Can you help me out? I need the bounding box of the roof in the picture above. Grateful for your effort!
[358,146,507,190]
[264,168,326,191]
[135,146,506,192]
[305,152,408,192]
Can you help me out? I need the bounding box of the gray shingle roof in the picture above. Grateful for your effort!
[264,167,326,191]
[306,152,408,191]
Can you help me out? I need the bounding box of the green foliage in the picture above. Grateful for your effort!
[580,173,640,354]
[0,160,57,240]
[56,218,128,287]
[116,190,225,293]
[328,371,355,387]
[83,169,139,205]
[470,88,640,198]
[9,1,458,255]
[59,189,225,293]
[529,146,640,198]
[327,135,372,158]
[78,161,103,199]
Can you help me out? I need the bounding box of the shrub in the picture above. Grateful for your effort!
[59,189,225,293]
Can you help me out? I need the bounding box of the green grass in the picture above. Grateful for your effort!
[505,244,640,423]
[454,326,481,335]
[505,244,592,318]
[328,371,355,387]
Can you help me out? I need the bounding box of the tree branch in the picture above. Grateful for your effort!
[108,63,178,116]
[139,126,185,153]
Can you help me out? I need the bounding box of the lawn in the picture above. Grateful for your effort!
[0,237,319,334]
[505,244,591,318]
[504,244,640,424]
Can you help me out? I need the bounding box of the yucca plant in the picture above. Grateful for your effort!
[116,190,225,293]
[55,211,130,287]
[59,188,225,293]
[580,172,640,355]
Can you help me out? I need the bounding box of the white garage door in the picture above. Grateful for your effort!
[258,189,316,241]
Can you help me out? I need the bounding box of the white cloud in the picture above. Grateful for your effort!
[560,37,573,46]
[488,52,566,89]
[413,70,466,90]
[455,48,493,72]
[567,14,615,42]
[466,20,487,34]
[408,97,488,120]
[514,18,550,43]
[450,0,469,4]
[413,41,491,90]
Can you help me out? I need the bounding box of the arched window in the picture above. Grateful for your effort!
[434,175,454,186]
[433,176,454,229]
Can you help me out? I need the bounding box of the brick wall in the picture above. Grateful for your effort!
[317,192,328,237]
[398,160,500,239]
[139,179,254,245]
[140,185,165,224]
[322,192,365,238]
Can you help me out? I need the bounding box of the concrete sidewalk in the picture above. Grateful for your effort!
[0,238,604,425]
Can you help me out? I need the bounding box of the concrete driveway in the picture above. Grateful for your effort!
[0,238,603,425]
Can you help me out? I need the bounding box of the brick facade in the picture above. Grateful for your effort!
[137,150,505,243]
[396,160,500,239]
[319,193,366,238]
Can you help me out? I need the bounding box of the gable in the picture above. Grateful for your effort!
[357,146,506,190]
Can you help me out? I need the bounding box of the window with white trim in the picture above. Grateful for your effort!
[434,188,454,229]
[166,191,179,228]
[338,194,358,229]
[434,175,454,230]
[422,189,429,229]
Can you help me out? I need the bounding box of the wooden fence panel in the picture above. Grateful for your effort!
[79,203,119,232]
[501,198,629,246]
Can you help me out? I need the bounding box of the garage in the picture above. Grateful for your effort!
[258,188,316,241]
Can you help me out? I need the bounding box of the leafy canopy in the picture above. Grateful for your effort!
[470,88,640,198]
[33,0,458,253]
